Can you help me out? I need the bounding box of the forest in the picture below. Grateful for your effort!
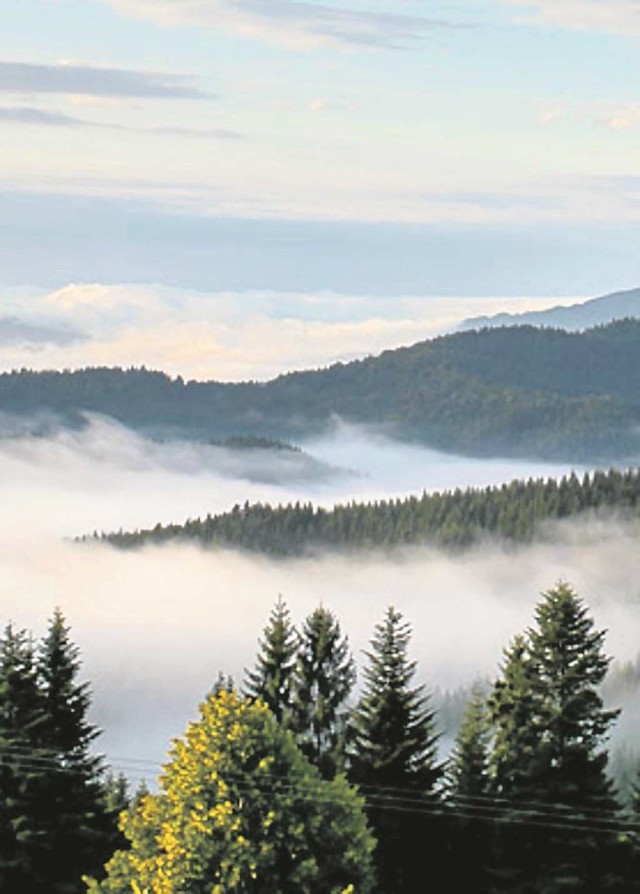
[1,318,639,462]
[4,583,640,893]
[99,466,640,555]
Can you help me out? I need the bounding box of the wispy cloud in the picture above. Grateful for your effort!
[105,0,465,50]
[0,105,245,140]
[0,106,87,126]
[0,60,211,99]
[505,0,640,37]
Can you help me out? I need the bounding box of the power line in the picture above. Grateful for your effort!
[0,743,638,838]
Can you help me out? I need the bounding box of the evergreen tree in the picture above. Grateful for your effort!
[291,606,355,778]
[446,685,493,894]
[488,633,541,800]
[487,583,628,893]
[525,582,619,810]
[0,612,120,893]
[245,596,298,723]
[448,684,490,798]
[350,606,441,790]
[35,608,112,892]
[0,623,47,891]
[349,607,442,894]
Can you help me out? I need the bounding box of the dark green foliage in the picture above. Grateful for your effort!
[0,613,118,893]
[349,607,442,894]
[448,685,490,798]
[291,607,355,779]
[447,688,493,894]
[2,319,640,461]
[487,584,628,893]
[0,624,48,891]
[214,435,301,452]
[103,465,640,557]
[350,607,441,790]
[244,596,298,723]
[524,583,619,810]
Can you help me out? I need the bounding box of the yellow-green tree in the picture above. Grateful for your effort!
[86,690,375,893]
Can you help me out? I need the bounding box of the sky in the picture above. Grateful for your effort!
[1,0,640,306]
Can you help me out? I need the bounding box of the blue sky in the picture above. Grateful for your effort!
[1,0,640,376]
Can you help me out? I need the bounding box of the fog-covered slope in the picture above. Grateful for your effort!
[1,319,639,463]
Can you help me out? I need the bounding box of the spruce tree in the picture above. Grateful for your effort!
[448,684,490,798]
[35,608,111,892]
[245,596,298,723]
[525,582,619,810]
[349,607,443,894]
[350,606,441,791]
[291,605,355,778]
[446,686,493,894]
[487,583,627,893]
[0,624,47,891]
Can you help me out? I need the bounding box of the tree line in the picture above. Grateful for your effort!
[101,465,640,555]
[5,584,640,891]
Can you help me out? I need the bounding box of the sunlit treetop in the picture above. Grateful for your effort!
[86,689,375,894]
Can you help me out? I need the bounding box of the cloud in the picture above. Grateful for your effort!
[504,0,640,37]
[0,106,90,126]
[0,315,82,346]
[0,60,210,99]
[0,283,566,380]
[104,0,464,51]
[0,105,246,141]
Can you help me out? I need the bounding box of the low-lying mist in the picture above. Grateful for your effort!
[0,415,637,785]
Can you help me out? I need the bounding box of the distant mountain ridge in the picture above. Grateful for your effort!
[458,286,640,332]
[1,318,639,464]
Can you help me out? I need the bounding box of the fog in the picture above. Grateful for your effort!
[0,417,638,785]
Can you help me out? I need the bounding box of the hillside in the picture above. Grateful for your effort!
[98,466,640,556]
[459,285,640,332]
[1,318,640,462]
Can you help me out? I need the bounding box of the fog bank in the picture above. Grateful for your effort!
[0,417,635,784]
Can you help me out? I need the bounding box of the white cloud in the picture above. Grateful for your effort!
[2,284,567,380]
[505,0,640,36]
[103,0,461,51]
[0,60,210,99]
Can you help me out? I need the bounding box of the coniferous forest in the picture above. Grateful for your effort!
[4,585,640,893]
[100,465,640,555]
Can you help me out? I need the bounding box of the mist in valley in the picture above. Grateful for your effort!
[0,417,638,786]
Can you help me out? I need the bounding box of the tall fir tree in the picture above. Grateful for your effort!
[245,596,298,723]
[35,608,112,892]
[349,607,443,894]
[448,684,490,798]
[446,685,493,894]
[487,583,629,894]
[0,623,48,891]
[525,582,619,810]
[350,606,441,790]
[0,612,120,893]
[291,605,355,778]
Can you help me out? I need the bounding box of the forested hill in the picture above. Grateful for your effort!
[99,466,640,556]
[3,318,640,462]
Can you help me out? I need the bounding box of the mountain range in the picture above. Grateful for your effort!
[458,285,640,332]
[1,318,639,464]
